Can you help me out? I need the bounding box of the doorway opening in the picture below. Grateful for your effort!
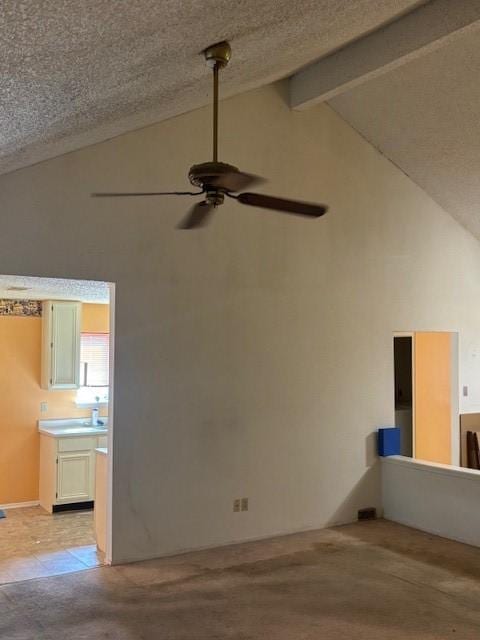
[394,336,413,457]
[393,331,459,466]
[0,274,114,585]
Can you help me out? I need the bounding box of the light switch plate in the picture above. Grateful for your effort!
[241,497,249,511]
[40,401,48,413]
[233,499,241,512]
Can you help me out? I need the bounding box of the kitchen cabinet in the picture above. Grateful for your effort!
[57,451,93,503]
[39,433,105,513]
[41,301,81,390]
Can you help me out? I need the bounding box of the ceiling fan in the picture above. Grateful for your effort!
[92,41,329,229]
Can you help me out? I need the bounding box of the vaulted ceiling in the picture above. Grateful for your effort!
[0,0,422,174]
[289,0,480,240]
[4,1,480,241]
[328,24,480,239]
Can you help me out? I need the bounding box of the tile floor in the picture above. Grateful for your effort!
[0,506,104,585]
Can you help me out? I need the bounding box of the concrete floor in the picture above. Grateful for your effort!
[2,519,480,639]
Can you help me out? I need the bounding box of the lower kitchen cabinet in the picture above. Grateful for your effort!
[57,451,93,503]
[39,434,106,513]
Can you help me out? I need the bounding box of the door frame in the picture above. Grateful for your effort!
[105,282,115,565]
[450,332,460,466]
[393,330,459,466]
[0,274,116,567]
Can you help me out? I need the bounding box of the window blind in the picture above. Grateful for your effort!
[80,333,109,387]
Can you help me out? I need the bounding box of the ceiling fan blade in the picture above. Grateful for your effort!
[177,201,214,229]
[210,171,265,192]
[92,190,202,197]
[236,192,328,218]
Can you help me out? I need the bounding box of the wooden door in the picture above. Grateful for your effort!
[414,332,452,464]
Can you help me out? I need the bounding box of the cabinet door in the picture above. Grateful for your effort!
[57,451,94,503]
[49,302,81,389]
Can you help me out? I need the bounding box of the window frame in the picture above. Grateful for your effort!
[76,331,110,406]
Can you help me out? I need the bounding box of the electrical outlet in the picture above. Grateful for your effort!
[40,401,48,413]
[233,499,241,512]
[241,497,248,512]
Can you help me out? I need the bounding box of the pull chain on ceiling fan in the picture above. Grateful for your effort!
[92,41,329,229]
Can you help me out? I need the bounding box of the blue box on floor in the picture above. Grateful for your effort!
[377,427,401,456]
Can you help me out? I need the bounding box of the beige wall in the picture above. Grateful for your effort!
[0,82,480,562]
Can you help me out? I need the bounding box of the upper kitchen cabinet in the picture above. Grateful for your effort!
[41,301,81,390]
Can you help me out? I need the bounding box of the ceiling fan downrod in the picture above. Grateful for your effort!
[203,41,231,163]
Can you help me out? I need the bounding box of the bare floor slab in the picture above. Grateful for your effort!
[1,519,480,639]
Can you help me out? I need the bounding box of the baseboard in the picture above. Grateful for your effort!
[111,517,358,566]
[383,514,480,549]
[0,500,40,510]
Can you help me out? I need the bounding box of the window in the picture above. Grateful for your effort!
[76,332,109,405]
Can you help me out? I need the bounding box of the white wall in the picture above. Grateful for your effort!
[1,82,480,563]
[382,456,480,547]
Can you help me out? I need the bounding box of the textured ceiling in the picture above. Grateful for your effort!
[329,22,480,239]
[0,275,109,303]
[0,0,423,175]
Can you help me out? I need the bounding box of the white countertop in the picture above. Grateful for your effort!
[95,447,108,456]
[38,418,108,438]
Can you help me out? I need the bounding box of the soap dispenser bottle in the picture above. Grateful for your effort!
[91,407,99,426]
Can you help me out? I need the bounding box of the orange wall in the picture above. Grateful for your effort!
[0,303,109,505]
[414,332,452,464]
[82,303,109,334]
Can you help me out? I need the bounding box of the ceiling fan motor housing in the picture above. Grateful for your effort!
[189,161,238,205]
[188,161,238,190]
